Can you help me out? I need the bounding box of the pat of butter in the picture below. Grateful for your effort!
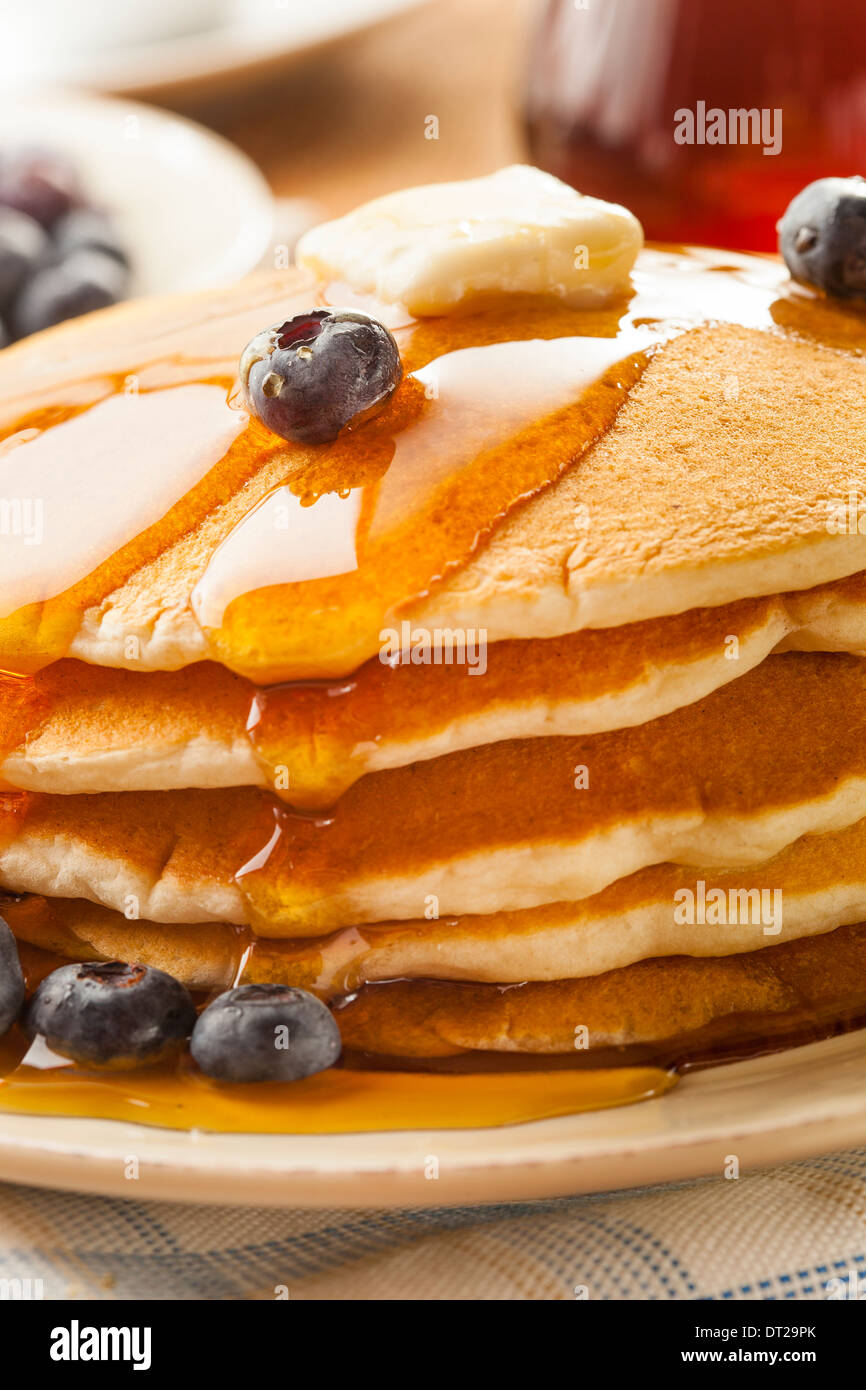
[295,165,643,316]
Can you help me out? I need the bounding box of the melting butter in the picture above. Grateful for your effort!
[297,165,644,314]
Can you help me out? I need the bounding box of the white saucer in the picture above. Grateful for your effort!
[0,91,275,296]
[0,0,431,102]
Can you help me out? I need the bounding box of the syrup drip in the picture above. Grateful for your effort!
[0,673,50,777]
[0,246,797,687]
[242,600,765,807]
[191,330,650,681]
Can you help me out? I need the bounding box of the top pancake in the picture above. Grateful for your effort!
[2,248,866,681]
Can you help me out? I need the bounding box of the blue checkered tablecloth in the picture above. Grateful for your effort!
[1,1147,864,1300]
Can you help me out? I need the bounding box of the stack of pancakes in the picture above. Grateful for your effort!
[3,244,866,1071]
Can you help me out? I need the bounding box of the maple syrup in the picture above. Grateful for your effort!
[526,0,866,252]
[0,941,673,1133]
[0,246,793,688]
[4,930,866,1134]
[0,247,865,1133]
[0,1025,673,1134]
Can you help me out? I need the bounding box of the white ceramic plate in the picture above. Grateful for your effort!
[0,0,430,102]
[1,1031,865,1207]
[0,91,274,296]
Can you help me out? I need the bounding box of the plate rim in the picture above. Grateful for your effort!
[1,1031,865,1208]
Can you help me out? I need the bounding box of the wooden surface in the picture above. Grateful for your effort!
[188,0,535,216]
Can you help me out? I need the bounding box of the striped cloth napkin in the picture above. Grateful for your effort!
[0,1146,864,1300]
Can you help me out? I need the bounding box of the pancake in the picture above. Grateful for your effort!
[7,172,866,1109]
[9,894,866,1058]
[3,249,866,682]
[332,922,866,1057]
[4,571,866,803]
[2,653,866,933]
[6,895,244,992]
[9,811,866,993]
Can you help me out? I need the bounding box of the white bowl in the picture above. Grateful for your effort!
[0,90,275,296]
[0,1,428,102]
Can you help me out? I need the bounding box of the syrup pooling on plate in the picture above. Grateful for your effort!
[0,1043,672,1134]
[5,929,866,1134]
[0,941,671,1133]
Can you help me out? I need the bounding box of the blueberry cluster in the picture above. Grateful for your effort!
[0,919,341,1082]
[0,147,130,347]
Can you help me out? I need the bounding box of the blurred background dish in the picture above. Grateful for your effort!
[0,91,274,298]
[0,0,432,104]
[7,2,866,277]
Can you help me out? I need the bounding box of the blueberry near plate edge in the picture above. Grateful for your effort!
[6,941,341,1083]
[23,960,197,1070]
[191,984,342,1084]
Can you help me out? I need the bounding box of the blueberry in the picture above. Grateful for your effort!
[0,916,24,1037]
[23,960,197,1069]
[12,249,128,338]
[0,207,47,306]
[52,208,129,267]
[191,983,342,1082]
[778,176,866,299]
[0,148,80,229]
[239,308,402,445]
